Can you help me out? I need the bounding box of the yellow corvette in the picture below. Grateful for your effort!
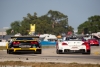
[6,36,42,54]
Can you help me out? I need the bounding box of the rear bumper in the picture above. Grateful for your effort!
[58,46,87,53]
[8,48,41,53]
[58,49,86,53]
[64,49,85,53]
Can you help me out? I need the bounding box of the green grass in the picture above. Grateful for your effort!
[0,61,100,67]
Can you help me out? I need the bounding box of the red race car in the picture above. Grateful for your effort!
[87,39,99,46]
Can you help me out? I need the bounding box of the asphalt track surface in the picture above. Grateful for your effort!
[0,46,100,64]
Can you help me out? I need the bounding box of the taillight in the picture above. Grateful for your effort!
[31,42,34,44]
[82,43,85,45]
[62,43,67,45]
[82,42,90,50]
[31,41,38,44]
[13,41,20,45]
[95,40,98,42]
[82,42,88,45]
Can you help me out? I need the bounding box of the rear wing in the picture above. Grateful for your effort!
[10,36,40,41]
[11,36,39,38]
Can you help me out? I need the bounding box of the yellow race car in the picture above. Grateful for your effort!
[6,36,42,54]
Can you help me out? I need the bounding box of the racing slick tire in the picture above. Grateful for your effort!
[82,50,90,55]
[56,49,59,54]
[7,49,13,54]
[56,49,62,54]
[85,50,91,54]
[35,49,42,54]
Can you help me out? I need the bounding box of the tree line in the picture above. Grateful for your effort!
[6,10,100,35]
[6,10,73,35]
[78,15,100,34]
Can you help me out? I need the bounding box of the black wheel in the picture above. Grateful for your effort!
[56,49,62,54]
[82,50,90,55]
[38,50,42,54]
[7,49,13,54]
[97,44,99,46]
[35,49,42,54]
[86,50,90,54]
[56,49,59,54]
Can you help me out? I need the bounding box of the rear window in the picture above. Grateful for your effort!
[65,37,83,41]
[16,37,33,40]
[88,39,97,41]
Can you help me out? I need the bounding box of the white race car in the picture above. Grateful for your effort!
[56,36,90,54]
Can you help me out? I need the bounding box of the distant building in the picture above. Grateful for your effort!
[0,28,7,41]
[0,28,7,35]
[74,30,78,35]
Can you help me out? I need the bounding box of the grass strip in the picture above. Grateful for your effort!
[0,61,100,67]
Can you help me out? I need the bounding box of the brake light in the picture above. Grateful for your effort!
[34,41,38,44]
[62,43,67,45]
[82,43,85,45]
[82,42,88,45]
[13,41,20,45]
[31,42,34,44]
[31,41,38,44]
[95,40,98,42]
[82,42,90,50]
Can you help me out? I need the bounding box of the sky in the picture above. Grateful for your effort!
[0,0,100,30]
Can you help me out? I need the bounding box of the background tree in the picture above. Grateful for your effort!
[6,21,21,34]
[46,10,73,35]
[6,10,74,35]
[78,15,100,34]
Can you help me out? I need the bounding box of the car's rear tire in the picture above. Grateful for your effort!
[56,49,59,54]
[7,49,13,54]
[35,49,42,54]
[86,50,91,54]
[38,50,42,54]
[82,50,90,55]
[56,49,62,54]
[97,44,99,46]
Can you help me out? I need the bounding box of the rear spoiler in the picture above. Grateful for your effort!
[11,36,39,38]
